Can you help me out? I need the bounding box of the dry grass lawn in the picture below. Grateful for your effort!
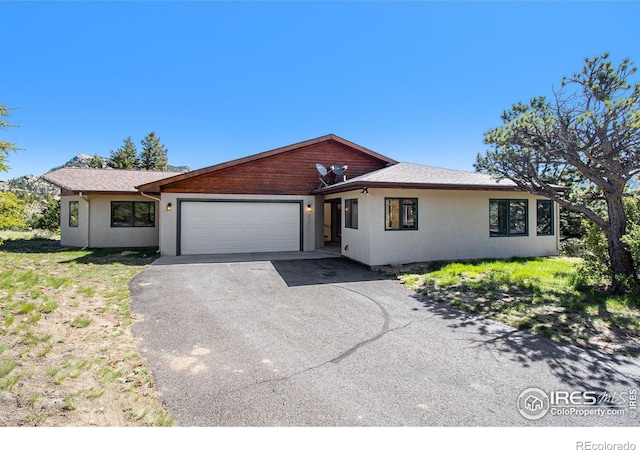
[0,232,173,426]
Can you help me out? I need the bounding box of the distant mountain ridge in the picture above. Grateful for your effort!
[50,153,100,170]
[1,154,191,197]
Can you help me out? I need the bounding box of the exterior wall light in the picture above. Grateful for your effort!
[306,204,312,212]
[360,187,369,195]
[166,202,172,212]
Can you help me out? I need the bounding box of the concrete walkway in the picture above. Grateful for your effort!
[152,249,341,265]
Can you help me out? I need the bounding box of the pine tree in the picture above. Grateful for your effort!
[0,103,19,172]
[88,153,104,168]
[476,54,640,293]
[139,131,168,171]
[108,137,140,170]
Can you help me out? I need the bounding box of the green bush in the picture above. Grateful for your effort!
[29,197,60,232]
[579,194,640,292]
[0,192,26,231]
[560,238,586,257]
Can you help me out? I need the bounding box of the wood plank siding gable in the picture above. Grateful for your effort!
[137,134,397,195]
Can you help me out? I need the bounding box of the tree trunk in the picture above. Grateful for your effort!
[605,192,638,294]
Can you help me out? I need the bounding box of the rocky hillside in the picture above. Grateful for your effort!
[4,174,60,197]
[50,153,102,170]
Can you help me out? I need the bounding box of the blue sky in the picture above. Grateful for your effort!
[2,1,639,180]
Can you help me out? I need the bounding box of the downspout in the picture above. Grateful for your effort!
[79,192,90,248]
[139,191,160,202]
[138,190,162,252]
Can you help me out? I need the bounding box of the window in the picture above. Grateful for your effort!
[69,201,79,227]
[345,199,358,229]
[385,198,418,230]
[111,201,155,227]
[537,200,554,236]
[489,199,528,237]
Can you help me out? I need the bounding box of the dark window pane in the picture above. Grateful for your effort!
[510,200,527,235]
[352,200,358,229]
[111,202,133,227]
[385,199,400,230]
[537,200,553,235]
[490,200,508,236]
[111,201,155,227]
[69,201,79,227]
[135,202,155,227]
[385,198,418,230]
[402,199,417,229]
[345,199,358,229]
[490,199,527,237]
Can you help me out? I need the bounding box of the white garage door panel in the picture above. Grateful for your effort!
[180,202,301,255]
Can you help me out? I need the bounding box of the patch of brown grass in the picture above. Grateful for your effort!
[0,233,173,426]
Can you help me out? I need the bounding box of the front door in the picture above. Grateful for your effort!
[323,198,341,245]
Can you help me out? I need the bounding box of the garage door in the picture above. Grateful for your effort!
[179,201,301,255]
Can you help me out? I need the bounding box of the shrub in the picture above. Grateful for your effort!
[29,197,60,232]
[560,238,586,257]
[579,194,640,292]
[0,192,26,230]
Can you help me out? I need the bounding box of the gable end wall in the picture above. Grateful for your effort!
[160,141,391,195]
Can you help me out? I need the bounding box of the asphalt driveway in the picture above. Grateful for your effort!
[130,256,640,426]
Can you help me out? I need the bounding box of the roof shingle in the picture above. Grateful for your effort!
[315,162,517,191]
[42,168,183,193]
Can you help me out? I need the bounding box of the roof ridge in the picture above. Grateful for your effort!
[313,160,522,194]
[49,167,183,173]
[393,161,488,175]
[42,167,183,193]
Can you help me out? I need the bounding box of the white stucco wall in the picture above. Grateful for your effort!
[325,192,371,264]
[60,196,89,248]
[59,194,160,248]
[159,193,317,256]
[330,188,559,266]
